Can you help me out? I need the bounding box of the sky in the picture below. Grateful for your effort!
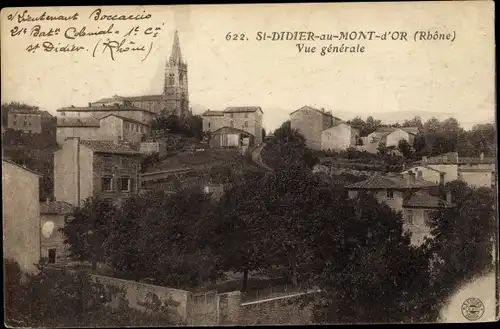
[1,2,495,132]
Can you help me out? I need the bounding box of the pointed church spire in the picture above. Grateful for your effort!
[169,30,182,64]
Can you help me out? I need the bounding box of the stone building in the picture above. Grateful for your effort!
[90,30,190,117]
[2,159,42,274]
[413,152,496,188]
[202,107,264,145]
[40,200,74,264]
[346,172,454,246]
[56,114,150,145]
[54,138,143,207]
[57,104,157,126]
[6,108,55,135]
[290,106,343,150]
[321,122,360,151]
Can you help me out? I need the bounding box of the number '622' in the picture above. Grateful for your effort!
[225,32,248,41]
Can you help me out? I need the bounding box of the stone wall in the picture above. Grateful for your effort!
[90,274,190,325]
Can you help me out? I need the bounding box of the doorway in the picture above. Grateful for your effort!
[48,248,56,264]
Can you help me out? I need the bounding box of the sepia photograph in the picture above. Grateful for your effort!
[1,1,498,326]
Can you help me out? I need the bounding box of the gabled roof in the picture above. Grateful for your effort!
[403,191,454,209]
[40,200,74,214]
[211,126,254,136]
[346,173,438,190]
[2,159,43,177]
[79,140,143,155]
[401,127,420,135]
[224,107,263,114]
[99,114,149,126]
[202,110,225,116]
[322,121,358,132]
[57,116,100,127]
[371,126,420,136]
[402,165,446,175]
[290,106,337,119]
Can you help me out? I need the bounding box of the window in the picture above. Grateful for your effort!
[120,177,131,192]
[244,113,249,118]
[230,113,234,118]
[102,176,113,192]
[208,122,211,128]
[168,73,175,86]
[179,73,183,85]
[405,210,414,225]
[230,121,234,128]
[244,121,248,128]
[386,190,394,199]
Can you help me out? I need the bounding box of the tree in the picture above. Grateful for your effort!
[104,189,219,288]
[199,168,270,291]
[376,142,388,157]
[60,196,117,270]
[402,116,423,128]
[4,259,173,327]
[308,193,435,323]
[424,181,496,305]
[397,139,414,158]
[262,121,318,170]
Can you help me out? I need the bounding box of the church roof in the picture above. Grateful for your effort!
[92,95,163,103]
[169,30,183,65]
[57,105,156,114]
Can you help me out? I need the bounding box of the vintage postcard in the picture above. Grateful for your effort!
[1,1,498,326]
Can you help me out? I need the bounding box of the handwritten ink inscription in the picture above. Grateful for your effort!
[5,8,163,62]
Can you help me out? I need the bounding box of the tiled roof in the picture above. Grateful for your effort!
[93,94,163,103]
[401,127,420,135]
[79,140,143,155]
[212,126,254,136]
[403,191,454,208]
[346,173,438,190]
[403,165,446,175]
[57,116,100,127]
[224,107,263,114]
[458,157,495,165]
[202,110,225,116]
[57,105,155,114]
[99,114,149,126]
[40,200,74,214]
[290,105,334,117]
[2,159,43,176]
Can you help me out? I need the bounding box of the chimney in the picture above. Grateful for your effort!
[321,108,325,113]
[88,102,91,107]
[480,152,484,161]
[446,191,452,203]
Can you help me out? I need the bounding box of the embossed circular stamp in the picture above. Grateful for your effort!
[461,297,485,321]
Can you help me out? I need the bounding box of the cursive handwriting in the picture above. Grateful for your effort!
[26,41,86,53]
[89,8,152,21]
[65,24,118,39]
[94,38,153,62]
[7,10,79,23]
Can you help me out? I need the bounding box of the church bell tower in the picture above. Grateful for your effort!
[163,30,190,116]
